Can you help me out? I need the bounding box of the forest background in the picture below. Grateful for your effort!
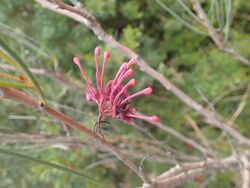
[0,0,249,187]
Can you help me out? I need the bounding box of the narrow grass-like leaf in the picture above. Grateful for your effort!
[208,0,217,26]
[0,148,104,187]
[0,81,32,89]
[0,50,23,73]
[176,0,203,25]
[0,73,24,82]
[0,72,33,88]
[155,0,207,35]
[0,22,50,57]
[0,38,46,104]
[223,0,231,42]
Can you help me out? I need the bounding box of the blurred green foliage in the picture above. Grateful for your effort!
[0,0,249,187]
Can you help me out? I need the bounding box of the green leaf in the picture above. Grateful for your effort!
[0,80,32,89]
[0,49,23,73]
[0,22,50,57]
[121,0,143,19]
[155,0,206,35]
[0,38,46,104]
[0,148,104,187]
[121,25,142,50]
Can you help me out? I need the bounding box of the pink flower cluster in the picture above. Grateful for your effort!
[73,47,159,129]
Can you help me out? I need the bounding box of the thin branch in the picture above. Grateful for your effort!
[150,156,238,188]
[0,88,153,186]
[197,89,240,158]
[135,112,211,156]
[227,85,249,126]
[131,123,203,163]
[0,64,82,92]
[184,114,212,151]
[192,0,250,66]
[34,0,250,147]
[155,0,206,35]
[176,0,204,25]
[241,154,250,188]
[0,131,174,163]
[83,157,118,170]
[212,83,247,106]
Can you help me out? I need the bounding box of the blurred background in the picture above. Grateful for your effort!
[0,0,249,187]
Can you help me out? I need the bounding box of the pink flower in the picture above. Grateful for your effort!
[73,47,159,129]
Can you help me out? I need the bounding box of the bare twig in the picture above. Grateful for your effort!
[212,83,248,105]
[0,88,152,186]
[227,85,249,126]
[197,89,240,158]
[184,114,212,151]
[150,156,238,188]
[135,112,211,156]
[35,0,250,146]
[83,157,118,170]
[241,154,250,188]
[145,130,201,162]
[192,0,250,66]
[0,131,176,163]
[0,64,82,92]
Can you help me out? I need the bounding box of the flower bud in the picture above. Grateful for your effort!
[150,116,159,123]
[73,56,80,65]
[127,58,137,67]
[94,47,100,56]
[104,51,110,59]
[128,79,136,86]
[142,87,152,95]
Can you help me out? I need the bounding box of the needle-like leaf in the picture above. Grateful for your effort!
[0,81,32,89]
[0,38,46,104]
[0,148,104,187]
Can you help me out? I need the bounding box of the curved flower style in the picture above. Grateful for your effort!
[73,47,159,129]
